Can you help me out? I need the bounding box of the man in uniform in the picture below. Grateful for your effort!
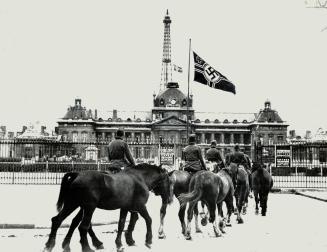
[182,134,207,173]
[230,145,248,168]
[107,129,135,173]
[206,140,225,173]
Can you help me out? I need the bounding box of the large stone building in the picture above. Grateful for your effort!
[56,11,288,162]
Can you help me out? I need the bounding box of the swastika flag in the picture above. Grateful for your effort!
[193,51,236,94]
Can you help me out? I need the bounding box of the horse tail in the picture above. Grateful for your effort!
[178,177,203,208]
[56,172,79,212]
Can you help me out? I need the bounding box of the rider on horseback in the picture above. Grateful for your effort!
[107,129,135,173]
[230,145,248,167]
[182,134,207,173]
[206,140,225,173]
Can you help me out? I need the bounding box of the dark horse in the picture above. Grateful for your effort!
[234,164,250,221]
[157,170,204,239]
[251,163,273,216]
[60,169,173,252]
[43,163,171,252]
[178,164,238,240]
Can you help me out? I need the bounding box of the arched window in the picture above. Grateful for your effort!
[127,118,132,122]
[205,119,210,123]
[136,118,141,122]
[214,119,220,123]
[233,119,238,124]
[223,119,229,124]
[195,119,201,123]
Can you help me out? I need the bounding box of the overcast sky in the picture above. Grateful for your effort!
[0,0,326,135]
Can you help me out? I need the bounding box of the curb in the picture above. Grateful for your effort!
[292,191,327,203]
[271,188,327,202]
[0,221,118,230]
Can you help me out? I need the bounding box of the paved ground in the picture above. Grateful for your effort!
[1,185,327,252]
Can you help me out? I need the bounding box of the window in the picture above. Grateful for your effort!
[72,132,78,142]
[319,149,327,163]
[277,135,284,143]
[82,132,88,142]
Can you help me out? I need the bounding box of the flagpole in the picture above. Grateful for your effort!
[186,38,191,142]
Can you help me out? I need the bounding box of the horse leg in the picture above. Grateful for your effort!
[88,224,104,250]
[225,193,234,227]
[193,203,202,233]
[261,191,268,216]
[158,202,167,239]
[208,202,222,237]
[44,204,78,252]
[242,188,249,215]
[216,202,226,233]
[78,207,96,252]
[178,200,187,235]
[138,205,153,248]
[125,212,139,246]
[254,191,259,214]
[185,201,196,240]
[115,209,128,252]
[62,208,83,252]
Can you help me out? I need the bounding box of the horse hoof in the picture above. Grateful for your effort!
[214,231,222,237]
[83,248,95,252]
[201,217,208,226]
[226,222,232,227]
[117,246,125,252]
[262,212,266,216]
[158,233,166,239]
[145,243,152,249]
[185,235,192,240]
[237,218,244,224]
[195,228,202,233]
[62,246,71,252]
[95,244,104,250]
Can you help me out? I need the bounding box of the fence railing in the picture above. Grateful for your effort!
[2,139,327,187]
[255,143,327,188]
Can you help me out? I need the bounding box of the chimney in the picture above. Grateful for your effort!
[113,109,118,120]
[22,126,27,133]
[289,130,296,138]
[305,130,312,139]
[75,98,81,107]
[41,126,46,134]
[0,126,6,133]
[94,109,98,119]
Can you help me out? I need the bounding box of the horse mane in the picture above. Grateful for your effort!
[133,163,165,173]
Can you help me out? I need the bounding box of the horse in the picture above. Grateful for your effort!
[178,164,237,240]
[43,163,172,252]
[234,164,250,219]
[60,168,173,252]
[157,170,204,239]
[251,163,273,216]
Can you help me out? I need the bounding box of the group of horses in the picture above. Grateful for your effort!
[43,161,273,252]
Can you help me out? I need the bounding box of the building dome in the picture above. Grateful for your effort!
[153,82,192,107]
[63,99,94,120]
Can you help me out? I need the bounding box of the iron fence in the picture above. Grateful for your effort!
[0,138,185,184]
[2,139,327,188]
[255,142,327,188]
